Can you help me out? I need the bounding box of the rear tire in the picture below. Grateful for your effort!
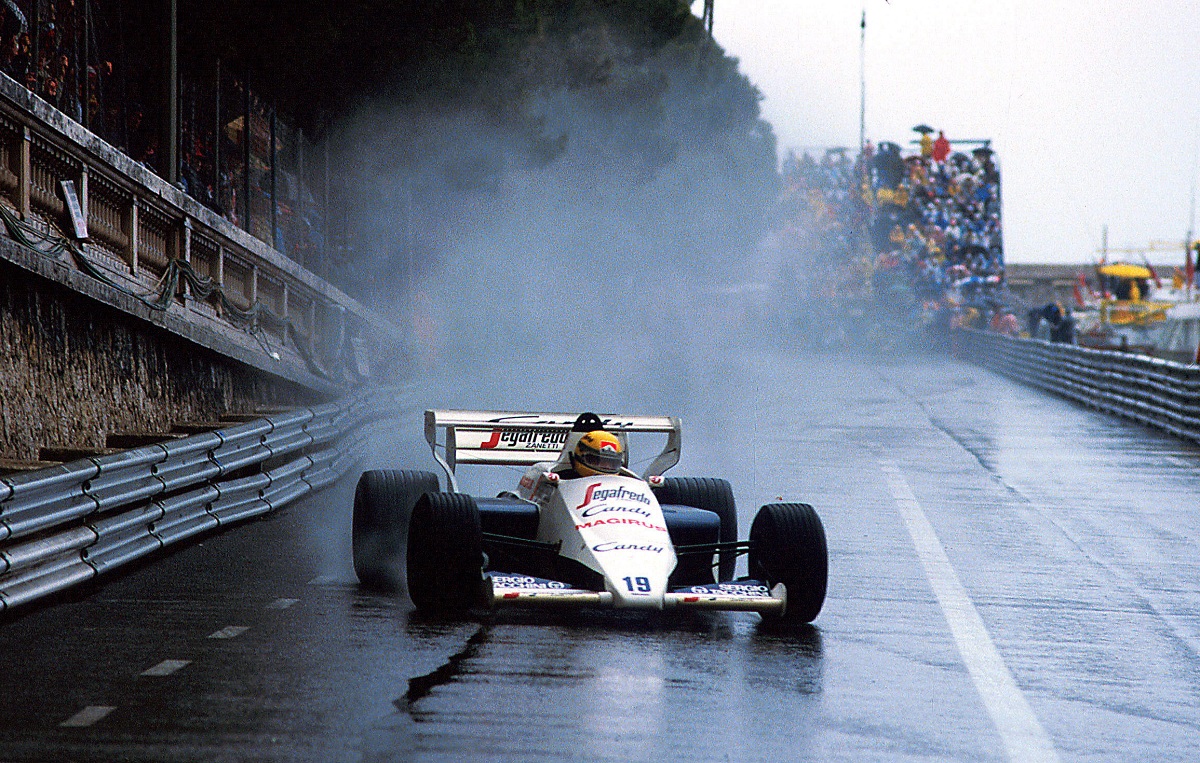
[353,470,440,590]
[749,503,827,623]
[407,492,484,612]
[653,477,738,581]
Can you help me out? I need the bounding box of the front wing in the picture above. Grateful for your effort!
[485,573,786,615]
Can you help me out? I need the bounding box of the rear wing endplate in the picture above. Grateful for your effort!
[424,409,682,492]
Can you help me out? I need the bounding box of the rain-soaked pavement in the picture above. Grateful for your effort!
[2,347,1200,761]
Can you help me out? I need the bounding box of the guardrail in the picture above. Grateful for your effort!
[0,73,401,388]
[956,329,1200,443]
[0,388,397,612]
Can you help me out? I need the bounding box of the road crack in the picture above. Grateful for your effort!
[399,624,491,714]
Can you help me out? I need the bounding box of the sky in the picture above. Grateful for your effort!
[697,0,1200,266]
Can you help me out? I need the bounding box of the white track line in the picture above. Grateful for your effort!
[880,460,1060,763]
[266,598,299,610]
[59,705,115,728]
[140,659,191,677]
[208,625,250,639]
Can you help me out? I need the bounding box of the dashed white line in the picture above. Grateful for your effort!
[141,659,191,677]
[208,625,250,639]
[267,598,299,610]
[59,705,115,728]
[880,460,1060,763]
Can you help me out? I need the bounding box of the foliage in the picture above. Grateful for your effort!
[176,0,779,297]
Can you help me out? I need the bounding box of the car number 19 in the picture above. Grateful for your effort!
[623,576,651,593]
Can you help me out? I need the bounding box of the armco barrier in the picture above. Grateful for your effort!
[0,388,400,612]
[957,328,1200,443]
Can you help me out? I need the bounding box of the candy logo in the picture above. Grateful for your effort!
[593,542,663,554]
[580,504,651,519]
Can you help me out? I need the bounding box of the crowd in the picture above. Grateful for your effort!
[779,126,1015,339]
[0,0,328,274]
[865,130,1006,325]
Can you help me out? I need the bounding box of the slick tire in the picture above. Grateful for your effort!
[749,503,827,623]
[653,477,738,581]
[352,470,440,591]
[406,492,484,613]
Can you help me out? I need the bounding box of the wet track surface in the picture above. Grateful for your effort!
[3,347,1200,761]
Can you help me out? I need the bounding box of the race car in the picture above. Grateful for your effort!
[352,409,827,623]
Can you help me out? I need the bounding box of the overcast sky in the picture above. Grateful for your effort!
[698,0,1200,265]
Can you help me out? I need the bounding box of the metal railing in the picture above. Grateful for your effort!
[956,329,1200,443]
[0,388,397,612]
[0,73,401,388]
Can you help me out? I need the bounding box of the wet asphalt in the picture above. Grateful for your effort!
[1,347,1200,761]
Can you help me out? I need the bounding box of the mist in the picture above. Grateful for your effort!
[332,10,781,412]
[306,8,790,580]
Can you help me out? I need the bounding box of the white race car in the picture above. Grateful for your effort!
[352,410,827,623]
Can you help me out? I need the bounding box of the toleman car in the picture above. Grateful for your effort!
[352,410,827,623]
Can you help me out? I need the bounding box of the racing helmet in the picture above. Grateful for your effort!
[570,430,623,476]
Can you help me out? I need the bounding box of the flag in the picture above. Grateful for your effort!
[1141,255,1161,289]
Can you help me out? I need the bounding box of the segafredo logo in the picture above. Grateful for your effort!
[592,542,664,554]
[576,483,653,511]
[477,428,568,450]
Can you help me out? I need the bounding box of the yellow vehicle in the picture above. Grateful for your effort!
[1095,263,1173,326]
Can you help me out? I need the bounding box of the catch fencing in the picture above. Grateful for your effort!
[957,329,1200,443]
[0,389,396,612]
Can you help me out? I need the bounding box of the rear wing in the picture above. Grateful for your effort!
[424,409,682,492]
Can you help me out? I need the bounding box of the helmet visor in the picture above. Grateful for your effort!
[575,445,622,475]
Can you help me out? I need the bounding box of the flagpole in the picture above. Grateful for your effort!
[1187,126,1199,300]
[859,8,866,151]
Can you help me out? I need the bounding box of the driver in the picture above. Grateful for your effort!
[566,430,623,477]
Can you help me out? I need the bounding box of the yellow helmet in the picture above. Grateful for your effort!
[570,430,623,476]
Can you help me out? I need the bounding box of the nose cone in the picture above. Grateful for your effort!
[603,554,669,609]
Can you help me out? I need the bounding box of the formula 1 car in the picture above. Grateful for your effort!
[352,410,827,623]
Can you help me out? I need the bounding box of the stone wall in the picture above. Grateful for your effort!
[0,257,323,460]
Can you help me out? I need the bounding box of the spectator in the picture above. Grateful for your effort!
[932,130,951,163]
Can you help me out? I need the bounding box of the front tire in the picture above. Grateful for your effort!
[749,503,827,623]
[353,470,440,590]
[653,477,738,581]
[407,492,484,612]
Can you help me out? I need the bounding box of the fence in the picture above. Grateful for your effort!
[0,388,397,612]
[0,72,400,389]
[957,328,1200,444]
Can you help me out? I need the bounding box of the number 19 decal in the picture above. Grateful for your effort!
[623,576,651,593]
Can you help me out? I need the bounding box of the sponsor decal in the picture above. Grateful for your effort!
[519,475,536,490]
[576,483,653,511]
[580,504,651,519]
[592,542,664,554]
[686,583,771,597]
[487,414,635,430]
[491,575,570,590]
[478,428,569,450]
[575,517,666,532]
